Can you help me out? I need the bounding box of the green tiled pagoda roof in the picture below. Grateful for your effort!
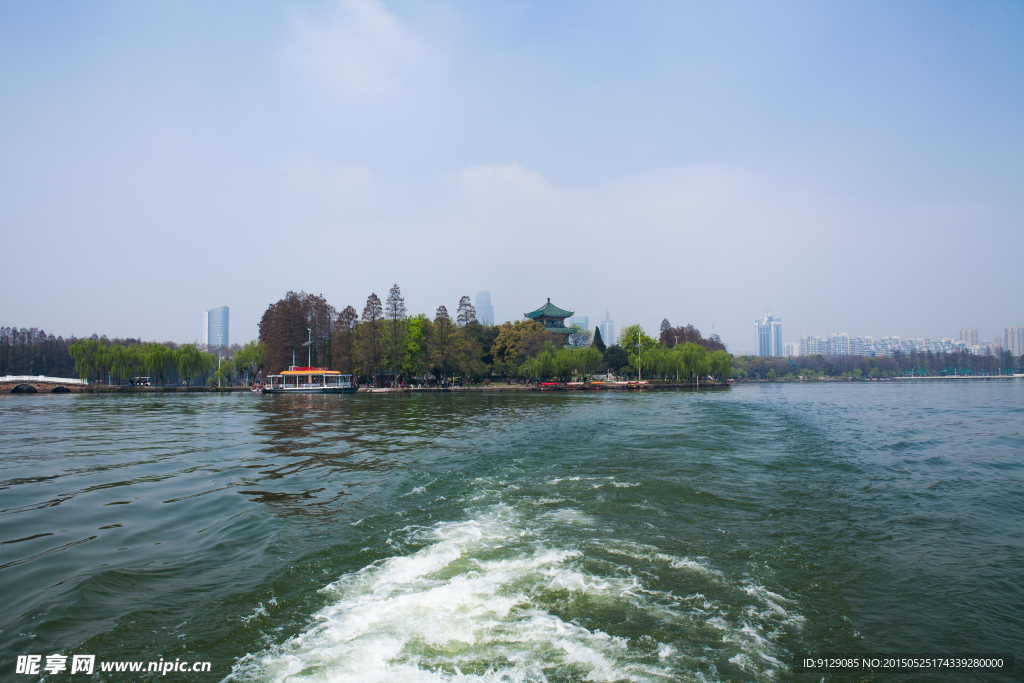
[524,298,574,319]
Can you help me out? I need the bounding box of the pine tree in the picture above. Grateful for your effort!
[360,293,384,384]
[384,284,407,387]
[593,326,606,353]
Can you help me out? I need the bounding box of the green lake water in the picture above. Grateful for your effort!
[1,382,1020,681]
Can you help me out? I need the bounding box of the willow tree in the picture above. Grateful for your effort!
[620,324,657,380]
[145,342,174,385]
[709,349,732,381]
[69,339,100,382]
[675,342,709,385]
[175,344,203,387]
[234,341,265,385]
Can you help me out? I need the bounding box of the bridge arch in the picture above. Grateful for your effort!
[51,386,71,393]
[11,384,38,394]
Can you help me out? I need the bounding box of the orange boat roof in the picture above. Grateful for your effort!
[280,368,342,375]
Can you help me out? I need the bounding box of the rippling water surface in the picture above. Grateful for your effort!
[0,382,1020,681]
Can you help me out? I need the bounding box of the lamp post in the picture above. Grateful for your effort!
[303,328,313,368]
[637,330,642,382]
[674,336,679,380]
[217,334,223,388]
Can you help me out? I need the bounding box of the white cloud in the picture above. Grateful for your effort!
[281,159,375,199]
[284,0,427,95]
[455,162,552,199]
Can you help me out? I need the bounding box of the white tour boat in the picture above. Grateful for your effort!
[261,367,356,394]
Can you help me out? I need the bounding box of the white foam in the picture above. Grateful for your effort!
[241,602,270,624]
[227,507,803,683]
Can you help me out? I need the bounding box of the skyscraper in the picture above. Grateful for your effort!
[754,312,782,357]
[960,328,979,347]
[203,306,229,350]
[1005,326,1024,356]
[475,291,494,326]
[598,311,615,348]
[569,315,589,334]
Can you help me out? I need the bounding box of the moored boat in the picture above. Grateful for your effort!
[261,367,356,394]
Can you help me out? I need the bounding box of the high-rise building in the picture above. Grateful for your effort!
[1005,326,1024,356]
[569,315,589,333]
[960,328,979,347]
[598,311,615,348]
[475,291,494,326]
[829,333,851,356]
[783,342,798,357]
[203,306,229,350]
[754,312,782,356]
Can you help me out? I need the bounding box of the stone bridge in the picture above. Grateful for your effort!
[0,376,90,393]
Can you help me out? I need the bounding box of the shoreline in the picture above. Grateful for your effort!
[2,381,731,395]
[6,375,1020,395]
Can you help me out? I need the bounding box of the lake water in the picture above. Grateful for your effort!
[1,382,1020,681]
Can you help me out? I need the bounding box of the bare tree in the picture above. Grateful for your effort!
[331,305,359,374]
[567,324,592,348]
[258,291,336,372]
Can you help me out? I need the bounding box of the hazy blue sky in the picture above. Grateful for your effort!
[2,0,1021,351]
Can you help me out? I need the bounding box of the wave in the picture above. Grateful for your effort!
[226,505,801,682]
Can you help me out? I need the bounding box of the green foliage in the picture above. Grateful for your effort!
[490,320,560,375]
[592,327,606,353]
[145,342,174,385]
[69,339,100,381]
[233,341,265,385]
[175,344,203,386]
[521,343,604,380]
[603,345,628,373]
[619,324,658,376]
[430,306,458,382]
[566,324,591,348]
[402,314,429,379]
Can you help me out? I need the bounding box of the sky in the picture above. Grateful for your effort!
[2,0,1022,352]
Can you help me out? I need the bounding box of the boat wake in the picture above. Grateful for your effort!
[226,505,801,682]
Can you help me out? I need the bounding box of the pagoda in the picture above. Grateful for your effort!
[524,298,575,341]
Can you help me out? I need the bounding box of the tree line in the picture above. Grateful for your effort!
[53,336,264,387]
[3,303,733,387]
[257,290,731,384]
[64,338,249,387]
[733,348,1023,380]
[0,327,80,377]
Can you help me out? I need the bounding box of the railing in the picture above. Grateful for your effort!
[0,375,88,385]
